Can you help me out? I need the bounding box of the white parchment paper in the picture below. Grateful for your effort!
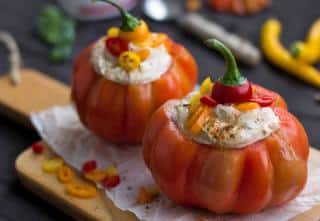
[31,105,320,221]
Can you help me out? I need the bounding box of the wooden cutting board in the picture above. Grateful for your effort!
[0,69,70,127]
[16,143,138,221]
[15,143,320,221]
[4,69,320,220]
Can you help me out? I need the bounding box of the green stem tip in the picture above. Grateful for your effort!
[289,42,301,58]
[204,39,246,86]
[93,0,140,32]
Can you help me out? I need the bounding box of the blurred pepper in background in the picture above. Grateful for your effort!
[208,0,272,15]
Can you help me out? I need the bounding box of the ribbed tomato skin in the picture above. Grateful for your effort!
[71,38,197,144]
[143,91,308,214]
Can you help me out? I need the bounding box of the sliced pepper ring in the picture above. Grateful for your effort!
[66,182,97,198]
[58,165,73,183]
[42,157,64,173]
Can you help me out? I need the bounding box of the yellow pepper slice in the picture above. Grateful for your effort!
[42,157,64,173]
[118,51,141,72]
[200,77,213,95]
[135,33,168,48]
[105,166,118,177]
[66,182,97,199]
[188,92,201,114]
[235,102,260,112]
[57,165,73,184]
[261,19,320,88]
[84,169,108,182]
[84,166,118,182]
[107,27,120,38]
[136,49,150,61]
[185,105,210,135]
[189,106,210,135]
[149,33,167,48]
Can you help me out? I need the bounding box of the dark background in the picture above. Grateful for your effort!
[0,0,319,220]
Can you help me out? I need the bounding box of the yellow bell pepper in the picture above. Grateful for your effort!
[290,19,320,64]
[261,19,320,88]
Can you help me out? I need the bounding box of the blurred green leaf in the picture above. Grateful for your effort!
[49,43,72,63]
[36,4,76,63]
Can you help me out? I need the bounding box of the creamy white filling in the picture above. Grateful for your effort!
[91,37,172,85]
[167,97,280,148]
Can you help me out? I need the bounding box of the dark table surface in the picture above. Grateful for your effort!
[0,0,319,220]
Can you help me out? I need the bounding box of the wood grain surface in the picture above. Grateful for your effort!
[15,143,320,221]
[0,69,70,127]
[15,143,138,221]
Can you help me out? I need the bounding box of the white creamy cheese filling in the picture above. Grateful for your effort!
[91,37,172,85]
[168,97,280,148]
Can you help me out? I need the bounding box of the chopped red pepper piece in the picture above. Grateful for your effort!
[200,95,218,107]
[250,94,274,107]
[32,142,44,154]
[82,160,97,173]
[102,175,120,188]
[105,37,129,57]
[212,80,253,104]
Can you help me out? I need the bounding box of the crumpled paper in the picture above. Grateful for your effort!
[31,105,320,221]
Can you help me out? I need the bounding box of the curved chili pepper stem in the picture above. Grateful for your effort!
[205,39,246,86]
[289,42,301,58]
[93,0,140,32]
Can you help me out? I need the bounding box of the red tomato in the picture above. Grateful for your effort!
[72,37,198,144]
[143,100,308,214]
[142,85,308,214]
[105,37,129,57]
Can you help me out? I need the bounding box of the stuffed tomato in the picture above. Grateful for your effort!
[71,0,197,144]
[143,40,309,214]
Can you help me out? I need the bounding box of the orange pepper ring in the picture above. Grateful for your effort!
[66,182,97,198]
[84,169,108,182]
[58,166,73,183]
